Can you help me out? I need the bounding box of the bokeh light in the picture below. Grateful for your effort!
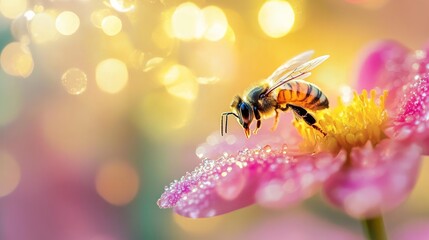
[29,12,58,43]
[0,42,34,77]
[201,6,228,41]
[258,0,295,38]
[0,151,21,198]
[101,15,122,36]
[162,64,198,100]
[24,9,34,20]
[55,11,80,36]
[96,58,128,94]
[61,68,87,95]
[0,0,27,19]
[109,0,136,13]
[171,2,204,41]
[95,160,140,206]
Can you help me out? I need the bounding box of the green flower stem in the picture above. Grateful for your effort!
[361,216,387,240]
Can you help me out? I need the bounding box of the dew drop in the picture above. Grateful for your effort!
[262,145,272,153]
[405,115,414,123]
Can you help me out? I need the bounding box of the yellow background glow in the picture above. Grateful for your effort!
[0,0,428,239]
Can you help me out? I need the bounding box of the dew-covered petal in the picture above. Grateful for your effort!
[195,116,302,160]
[355,40,409,112]
[158,146,346,218]
[323,139,422,219]
[393,74,429,153]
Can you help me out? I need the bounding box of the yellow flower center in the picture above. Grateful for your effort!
[295,89,389,154]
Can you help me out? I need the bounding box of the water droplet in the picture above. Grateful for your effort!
[405,115,414,123]
[263,145,272,153]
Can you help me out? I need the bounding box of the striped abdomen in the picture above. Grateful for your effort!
[276,80,329,110]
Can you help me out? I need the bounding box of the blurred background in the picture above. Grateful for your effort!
[0,0,429,239]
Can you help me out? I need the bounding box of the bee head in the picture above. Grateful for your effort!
[231,96,254,138]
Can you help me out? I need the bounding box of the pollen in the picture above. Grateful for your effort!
[295,89,389,153]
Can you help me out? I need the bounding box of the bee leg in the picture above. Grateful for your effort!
[271,109,280,131]
[287,104,327,136]
[272,111,279,131]
[272,105,289,131]
[253,106,262,134]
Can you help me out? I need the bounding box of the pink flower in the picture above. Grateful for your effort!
[356,40,429,153]
[158,47,426,219]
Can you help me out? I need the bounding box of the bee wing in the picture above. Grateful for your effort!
[263,54,329,97]
[267,50,315,85]
[293,54,330,74]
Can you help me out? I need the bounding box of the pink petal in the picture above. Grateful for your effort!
[158,146,346,218]
[323,139,422,219]
[393,73,429,153]
[355,40,409,112]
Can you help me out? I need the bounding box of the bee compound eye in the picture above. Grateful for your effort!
[239,103,250,119]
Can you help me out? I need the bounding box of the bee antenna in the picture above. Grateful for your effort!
[221,112,238,136]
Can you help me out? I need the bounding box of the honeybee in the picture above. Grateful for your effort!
[221,50,330,138]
